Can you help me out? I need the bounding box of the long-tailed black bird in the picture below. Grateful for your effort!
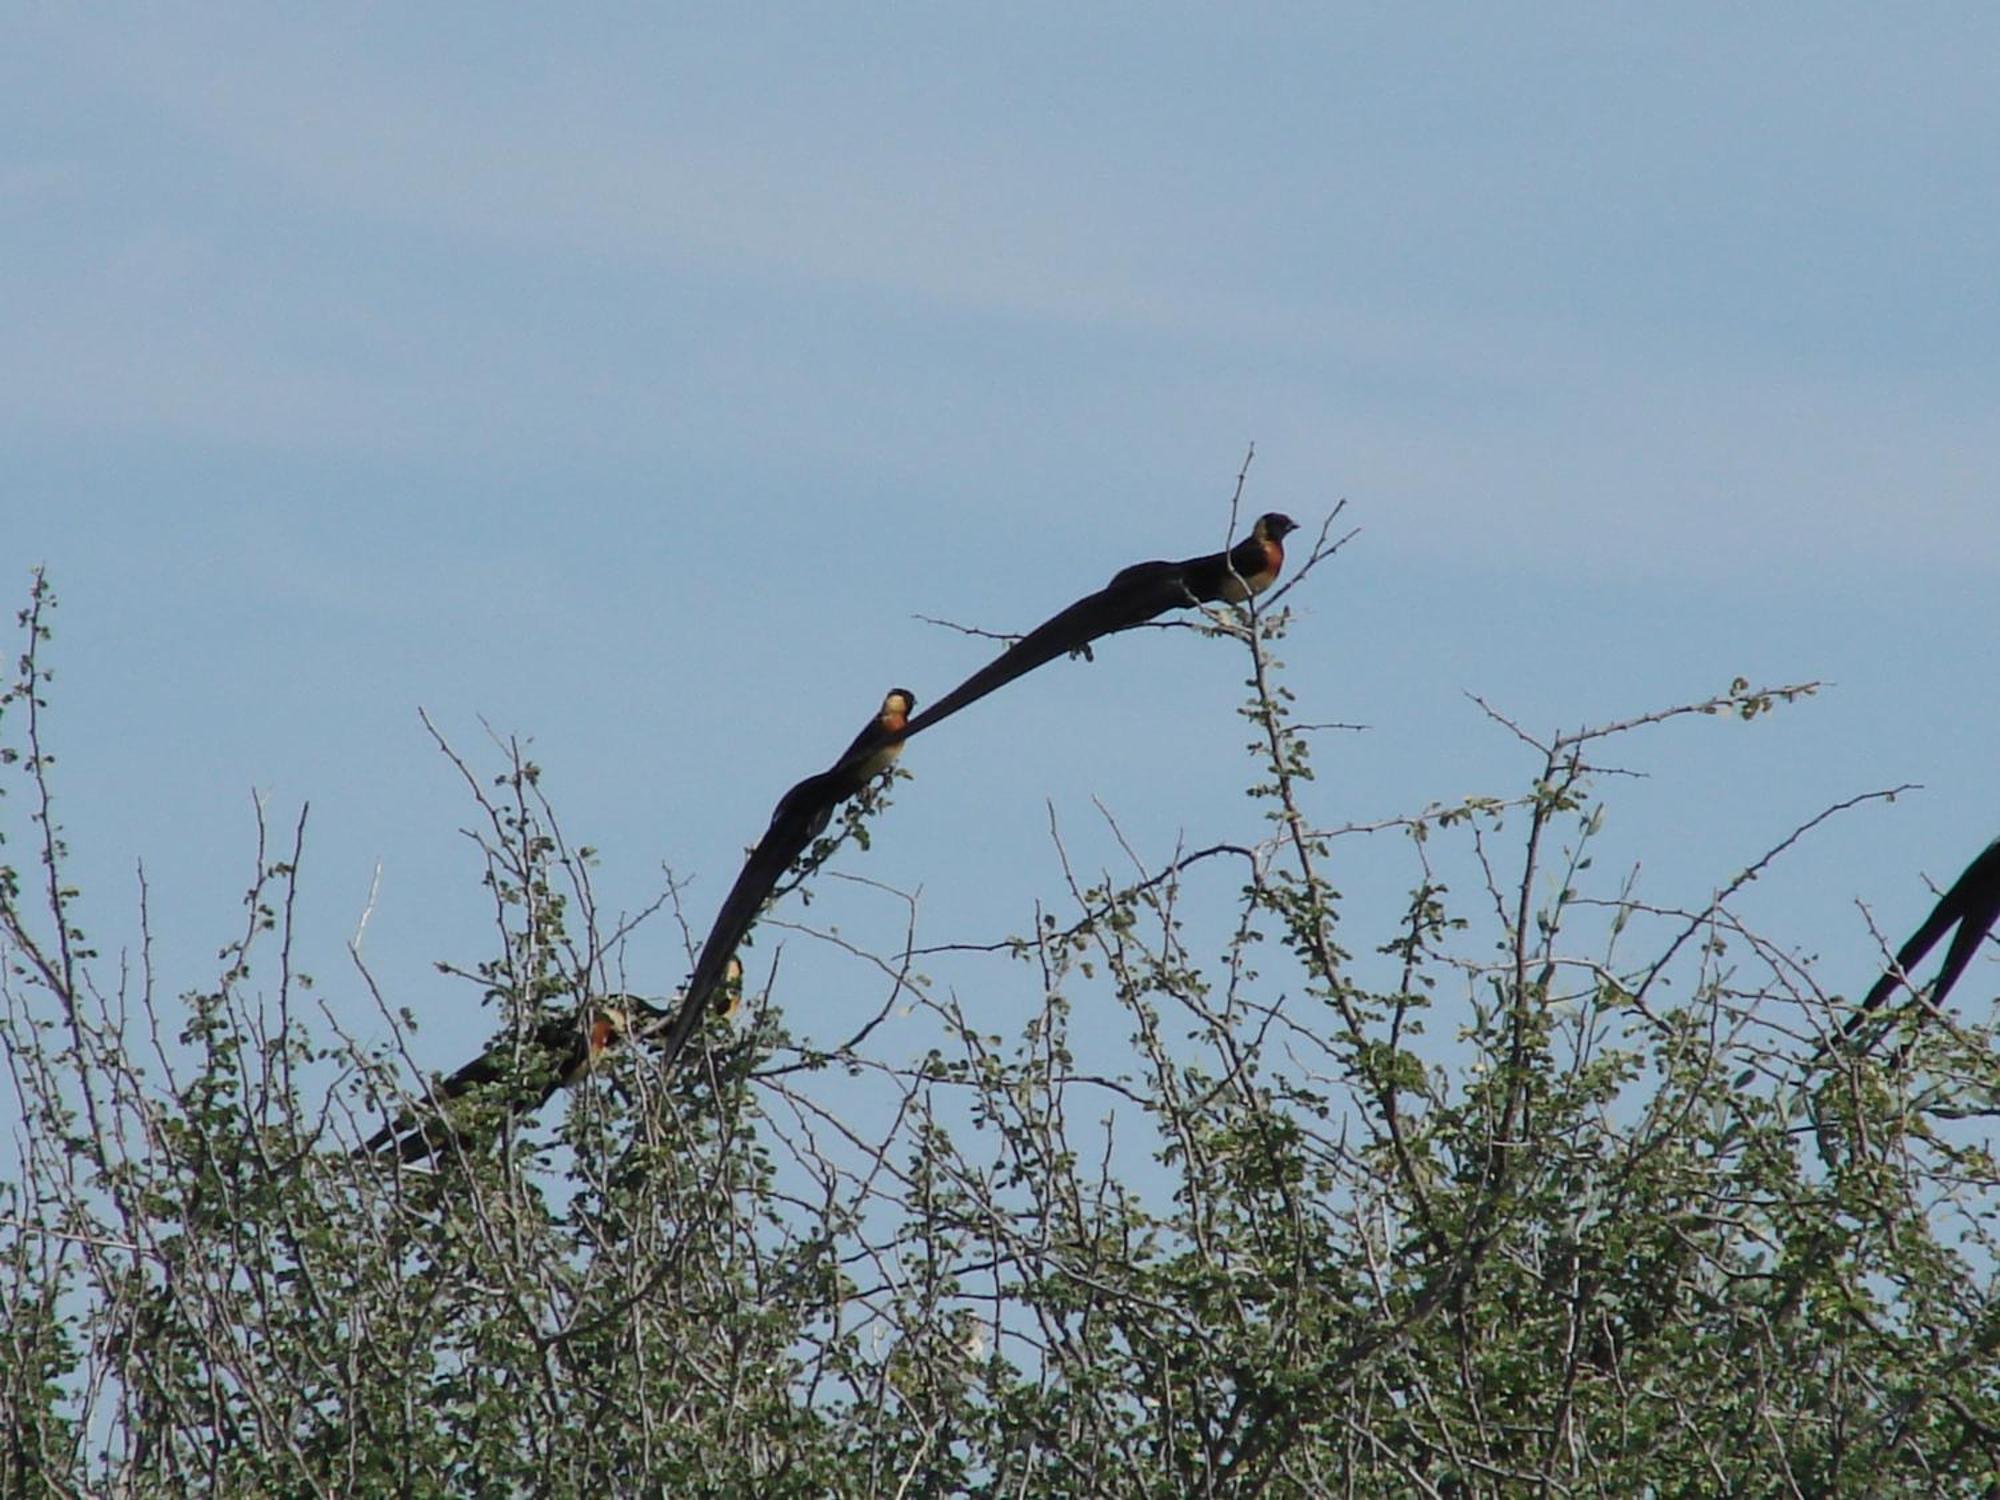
[363,962,747,1163]
[900,512,1298,743]
[363,998,656,1164]
[654,687,916,1068]
[1838,833,2000,1055]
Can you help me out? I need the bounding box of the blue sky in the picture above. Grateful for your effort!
[6,8,1996,1100]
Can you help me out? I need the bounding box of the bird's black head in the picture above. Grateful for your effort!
[1258,513,1299,541]
[885,687,918,716]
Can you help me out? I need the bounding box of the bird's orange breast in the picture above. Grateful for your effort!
[1245,536,1284,591]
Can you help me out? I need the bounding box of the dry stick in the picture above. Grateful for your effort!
[1626,783,1895,1016]
[1218,546,1518,1485]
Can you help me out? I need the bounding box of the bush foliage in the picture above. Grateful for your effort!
[3,563,1997,1497]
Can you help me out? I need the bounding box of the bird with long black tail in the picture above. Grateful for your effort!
[900,512,1298,744]
[653,688,915,1068]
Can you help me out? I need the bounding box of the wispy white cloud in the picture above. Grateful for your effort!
[10,8,1997,578]
[34,12,1240,341]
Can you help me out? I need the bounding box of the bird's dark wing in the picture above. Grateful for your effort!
[374,1111,472,1165]
[901,565,1193,742]
[361,1112,424,1160]
[1842,834,2000,1049]
[1178,530,1282,605]
[363,1015,586,1163]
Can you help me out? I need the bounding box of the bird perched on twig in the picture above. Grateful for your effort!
[653,688,916,1068]
[900,512,1299,743]
[363,963,741,1163]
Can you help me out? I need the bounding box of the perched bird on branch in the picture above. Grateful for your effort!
[363,964,741,1163]
[1837,833,2000,1057]
[654,688,916,1068]
[364,1001,647,1164]
[901,512,1299,742]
